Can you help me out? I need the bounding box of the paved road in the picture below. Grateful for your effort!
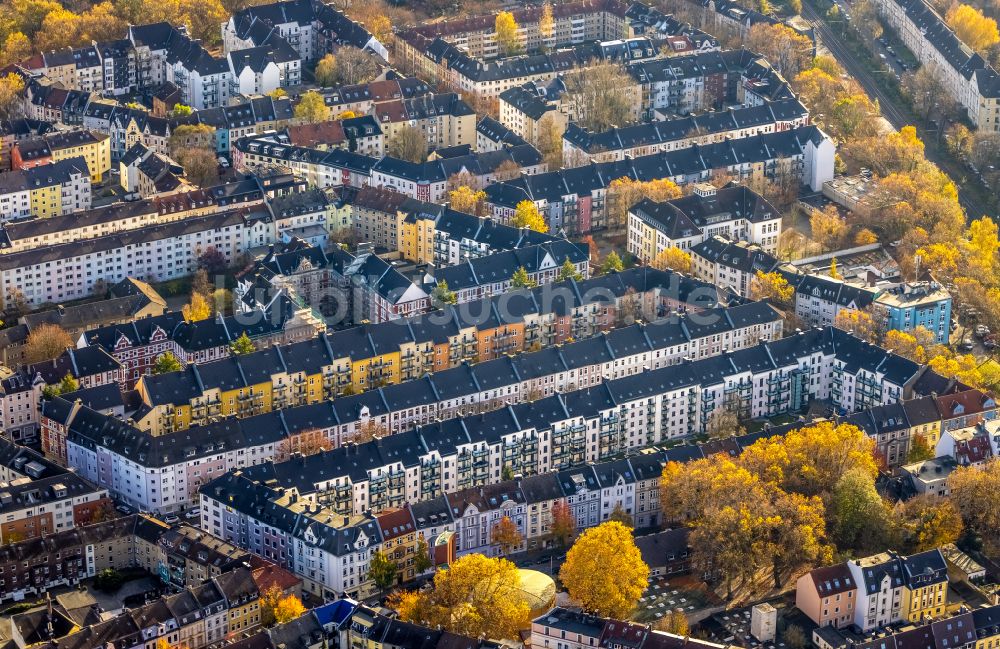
[801,1,996,220]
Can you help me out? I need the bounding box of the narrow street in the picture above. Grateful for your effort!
[801,1,997,220]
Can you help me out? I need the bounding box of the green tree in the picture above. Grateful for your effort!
[414,536,433,573]
[556,257,583,282]
[368,550,398,592]
[907,433,935,462]
[57,373,79,395]
[230,332,255,355]
[510,266,537,289]
[830,468,892,553]
[153,352,183,375]
[600,251,624,274]
[431,279,457,306]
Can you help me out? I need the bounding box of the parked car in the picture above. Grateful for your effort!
[164,513,180,525]
[959,338,975,351]
[976,324,991,338]
[116,504,132,515]
[185,507,201,519]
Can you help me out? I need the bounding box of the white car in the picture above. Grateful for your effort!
[185,508,201,520]
[163,513,180,525]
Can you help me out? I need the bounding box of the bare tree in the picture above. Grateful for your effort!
[562,61,637,131]
[387,125,427,162]
[334,46,381,85]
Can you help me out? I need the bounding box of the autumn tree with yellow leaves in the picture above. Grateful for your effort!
[946,4,999,52]
[449,185,488,216]
[660,422,879,597]
[539,2,554,42]
[810,204,848,252]
[949,459,1000,553]
[494,11,521,56]
[560,521,649,617]
[607,177,681,232]
[388,553,531,640]
[833,308,880,343]
[746,24,813,78]
[512,200,548,232]
[750,271,794,306]
[651,247,692,273]
[182,292,211,323]
[883,326,937,363]
[260,584,306,626]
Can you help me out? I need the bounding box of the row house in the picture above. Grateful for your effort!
[627,183,783,259]
[24,45,104,93]
[94,265,719,429]
[0,176,267,254]
[77,296,313,389]
[348,185,559,266]
[370,143,545,203]
[498,78,571,145]
[690,235,782,297]
[0,517,274,648]
[223,0,388,63]
[0,437,111,542]
[395,0,631,62]
[788,273,953,345]
[201,451,693,594]
[0,156,91,221]
[0,206,274,307]
[233,135,376,189]
[0,119,55,172]
[372,93,476,151]
[179,326,928,521]
[49,301,779,513]
[129,294,768,437]
[0,345,124,446]
[485,125,835,234]
[283,117,385,157]
[798,549,949,632]
[21,77,91,126]
[11,129,112,184]
[813,607,998,649]
[874,0,1000,131]
[532,607,730,649]
[563,96,808,165]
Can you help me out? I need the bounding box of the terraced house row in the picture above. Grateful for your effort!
[82,266,710,396]
[89,266,720,433]
[195,377,968,601]
[193,326,932,519]
[41,323,941,516]
[127,299,779,438]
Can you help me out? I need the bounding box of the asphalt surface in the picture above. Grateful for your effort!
[801,1,996,221]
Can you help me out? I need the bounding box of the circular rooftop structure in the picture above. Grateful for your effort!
[514,569,557,618]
